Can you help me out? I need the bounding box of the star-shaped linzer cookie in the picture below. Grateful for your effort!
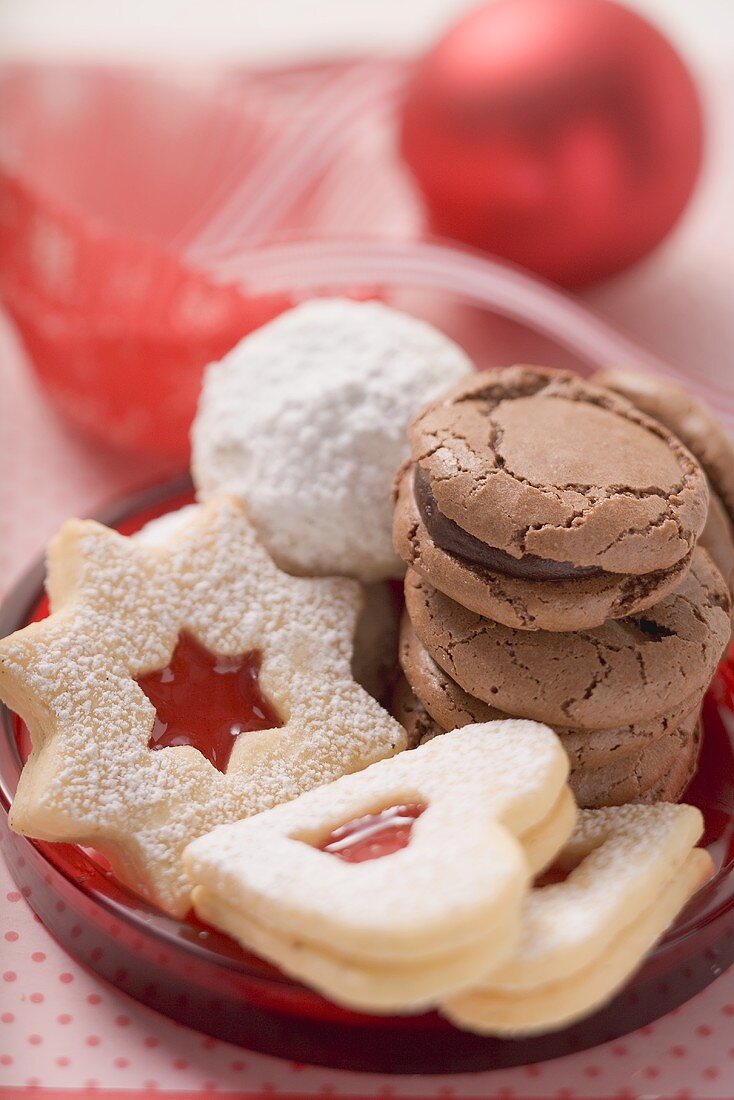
[0,496,405,916]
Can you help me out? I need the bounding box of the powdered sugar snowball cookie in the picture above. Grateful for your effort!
[185,721,574,1013]
[192,299,474,582]
[0,495,406,917]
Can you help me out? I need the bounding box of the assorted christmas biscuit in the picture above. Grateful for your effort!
[393,677,703,809]
[137,505,400,704]
[186,722,573,1012]
[403,553,729,730]
[399,395,728,810]
[0,305,728,1042]
[185,730,710,1027]
[397,615,699,769]
[442,803,711,1034]
[393,618,705,806]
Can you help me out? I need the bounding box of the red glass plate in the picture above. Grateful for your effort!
[1,475,733,1074]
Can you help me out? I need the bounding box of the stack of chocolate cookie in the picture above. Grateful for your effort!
[393,367,732,808]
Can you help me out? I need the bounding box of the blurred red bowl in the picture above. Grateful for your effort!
[0,64,289,460]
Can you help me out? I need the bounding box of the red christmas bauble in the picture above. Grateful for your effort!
[400,0,703,287]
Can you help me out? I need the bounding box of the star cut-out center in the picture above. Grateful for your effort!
[137,632,282,772]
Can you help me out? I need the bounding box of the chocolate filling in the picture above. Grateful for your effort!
[413,466,604,582]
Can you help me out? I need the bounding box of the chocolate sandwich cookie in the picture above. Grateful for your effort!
[396,367,708,631]
[595,368,734,598]
[399,615,500,727]
[405,546,730,730]
[399,615,701,770]
[394,466,694,633]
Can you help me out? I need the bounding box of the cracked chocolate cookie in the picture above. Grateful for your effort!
[391,675,701,808]
[398,614,701,770]
[394,465,694,633]
[594,367,734,602]
[390,673,441,748]
[404,546,730,730]
[396,366,708,631]
[570,712,701,808]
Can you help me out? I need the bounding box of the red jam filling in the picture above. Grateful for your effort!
[137,633,281,773]
[319,804,426,863]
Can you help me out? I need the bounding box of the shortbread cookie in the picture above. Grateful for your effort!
[405,549,730,729]
[135,504,201,545]
[399,616,701,771]
[138,506,399,703]
[517,788,578,877]
[0,496,406,916]
[397,366,708,630]
[442,803,712,1034]
[196,894,521,1012]
[192,299,473,582]
[186,721,574,1012]
[445,850,710,1035]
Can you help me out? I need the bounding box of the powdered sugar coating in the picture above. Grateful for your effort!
[0,496,405,916]
[136,506,400,703]
[461,802,704,991]
[134,504,199,545]
[191,299,473,581]
[442,802,710,1034]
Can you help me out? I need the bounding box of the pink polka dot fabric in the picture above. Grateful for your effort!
[1,852,734,1097]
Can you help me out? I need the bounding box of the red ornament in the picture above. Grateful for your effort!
[400,0,703,287]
